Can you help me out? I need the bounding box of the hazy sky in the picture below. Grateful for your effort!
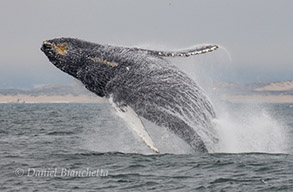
[0,0,292,89]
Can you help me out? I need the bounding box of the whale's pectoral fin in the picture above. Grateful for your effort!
[108,97,159,153]
[143,44,219,57]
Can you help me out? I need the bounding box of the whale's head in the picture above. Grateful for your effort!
[41,37,118,97]
[41,37,104,78]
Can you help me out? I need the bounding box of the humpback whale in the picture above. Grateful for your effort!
[41,38,218,153]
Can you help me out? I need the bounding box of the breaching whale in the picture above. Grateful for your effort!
[41,38,218,153]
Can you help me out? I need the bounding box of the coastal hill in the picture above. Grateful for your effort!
[213,81,293,95]
[254,81,293,92]
[0,81,292,103]
[0,84,102,103]
[0,84,95,96]
[212,81,293,103]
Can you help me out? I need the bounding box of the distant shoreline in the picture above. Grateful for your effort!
[1,81,292,104]
[224,95,293,104]
[0,94,292,104]
[0,94,104,104]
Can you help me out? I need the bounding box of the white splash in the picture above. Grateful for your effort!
[173,44,289,154]
[213,106,289,153]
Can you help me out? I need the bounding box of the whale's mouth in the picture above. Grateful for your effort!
[41,41,68,55]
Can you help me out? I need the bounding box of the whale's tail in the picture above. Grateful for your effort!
[140,44,219,57]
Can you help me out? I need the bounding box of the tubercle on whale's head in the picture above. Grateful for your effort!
[41,37,105,78]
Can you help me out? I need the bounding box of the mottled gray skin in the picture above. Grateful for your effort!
[41,38,217,152]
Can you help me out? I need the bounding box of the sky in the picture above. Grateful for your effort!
[0,0,292,89]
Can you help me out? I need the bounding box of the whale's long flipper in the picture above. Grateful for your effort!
[141,44,219,57]
[108,97,159,153]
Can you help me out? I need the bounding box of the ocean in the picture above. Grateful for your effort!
[1,103,292,191]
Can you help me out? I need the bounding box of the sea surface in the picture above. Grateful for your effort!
[0,103,293,191]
